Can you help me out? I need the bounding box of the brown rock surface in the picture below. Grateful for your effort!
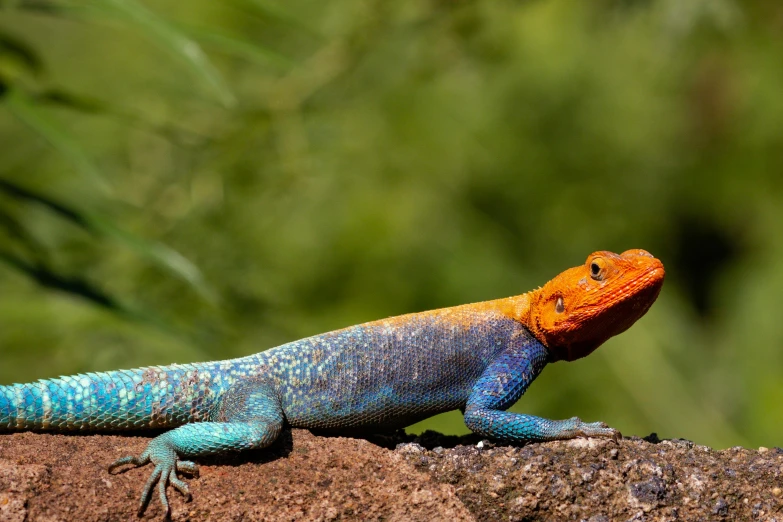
[1,429,782,521]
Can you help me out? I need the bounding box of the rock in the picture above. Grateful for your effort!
[0,430,781,521]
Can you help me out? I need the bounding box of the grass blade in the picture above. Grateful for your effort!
[0,248,182,335]
[4,88,111,193]
[100,0,235,107]
[0,207,48,260]
[0,31,43,78]
[36,89,105,114]
[0,180,217,304]
[0,248,126,315]
[228,0,318,35]
[90,216,218,305]
[178,24,294,70]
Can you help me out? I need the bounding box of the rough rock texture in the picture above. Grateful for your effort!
[1,429,782,521]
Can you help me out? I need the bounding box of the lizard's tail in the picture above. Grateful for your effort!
[0,364,213,432]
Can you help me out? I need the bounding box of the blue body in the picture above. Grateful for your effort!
[1,304,615,514]
[2,308,546,434]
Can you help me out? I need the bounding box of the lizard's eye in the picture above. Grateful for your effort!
[555,296,564,314]
[589,257,606,281]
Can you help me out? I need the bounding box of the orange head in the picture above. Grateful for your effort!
[527,249,665,362]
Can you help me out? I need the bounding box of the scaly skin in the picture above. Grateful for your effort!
[0,249,664,518]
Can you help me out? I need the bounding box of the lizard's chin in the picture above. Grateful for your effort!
[546,340,600,362]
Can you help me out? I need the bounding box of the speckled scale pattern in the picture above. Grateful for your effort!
[265,311,528,431]
[0,361,252,431]
[0,307,577,445]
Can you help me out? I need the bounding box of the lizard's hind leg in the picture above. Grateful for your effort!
[109,379,283,518]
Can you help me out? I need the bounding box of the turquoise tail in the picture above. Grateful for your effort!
[0,364,213,432]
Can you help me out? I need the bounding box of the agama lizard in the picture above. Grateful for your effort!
[0,249,664,517]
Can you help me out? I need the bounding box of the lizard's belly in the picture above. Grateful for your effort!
[282,374,470,430]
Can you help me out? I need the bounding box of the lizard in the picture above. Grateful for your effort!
[0,249,664,518]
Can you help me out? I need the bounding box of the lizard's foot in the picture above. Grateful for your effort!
[108,439,199,518]
[570,417,622,443]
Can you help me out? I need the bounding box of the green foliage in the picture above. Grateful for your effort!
[1,0,781,448]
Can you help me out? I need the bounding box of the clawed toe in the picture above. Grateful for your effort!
[575,420,621,442]
[169,471,192,501]
[108,454,149,474]
[136,462,195,517]
[176,460,199,477]
[138,465,164,517]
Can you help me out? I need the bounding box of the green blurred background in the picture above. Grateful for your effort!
[0,0,781,449]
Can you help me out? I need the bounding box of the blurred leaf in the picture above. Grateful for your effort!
[228,0,319,36]
[0,207,47,260]
[23,1,237,107]
[0,247,181,333]
[10,1,113,19]
[3,88,110,193]
[98,0,235,107]
[36,88,105,114]
[179,24,294,70]
[0,31,42,81]
[0,248,125,315]
[89,216,219,306]
[7,1,300,71]
[0,180,217,304]
[33,88,213,145]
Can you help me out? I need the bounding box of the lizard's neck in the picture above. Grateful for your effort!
[485,293,535,330]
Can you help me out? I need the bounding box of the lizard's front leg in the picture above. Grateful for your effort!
[110,380,283,518]
[463,338,620,443]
